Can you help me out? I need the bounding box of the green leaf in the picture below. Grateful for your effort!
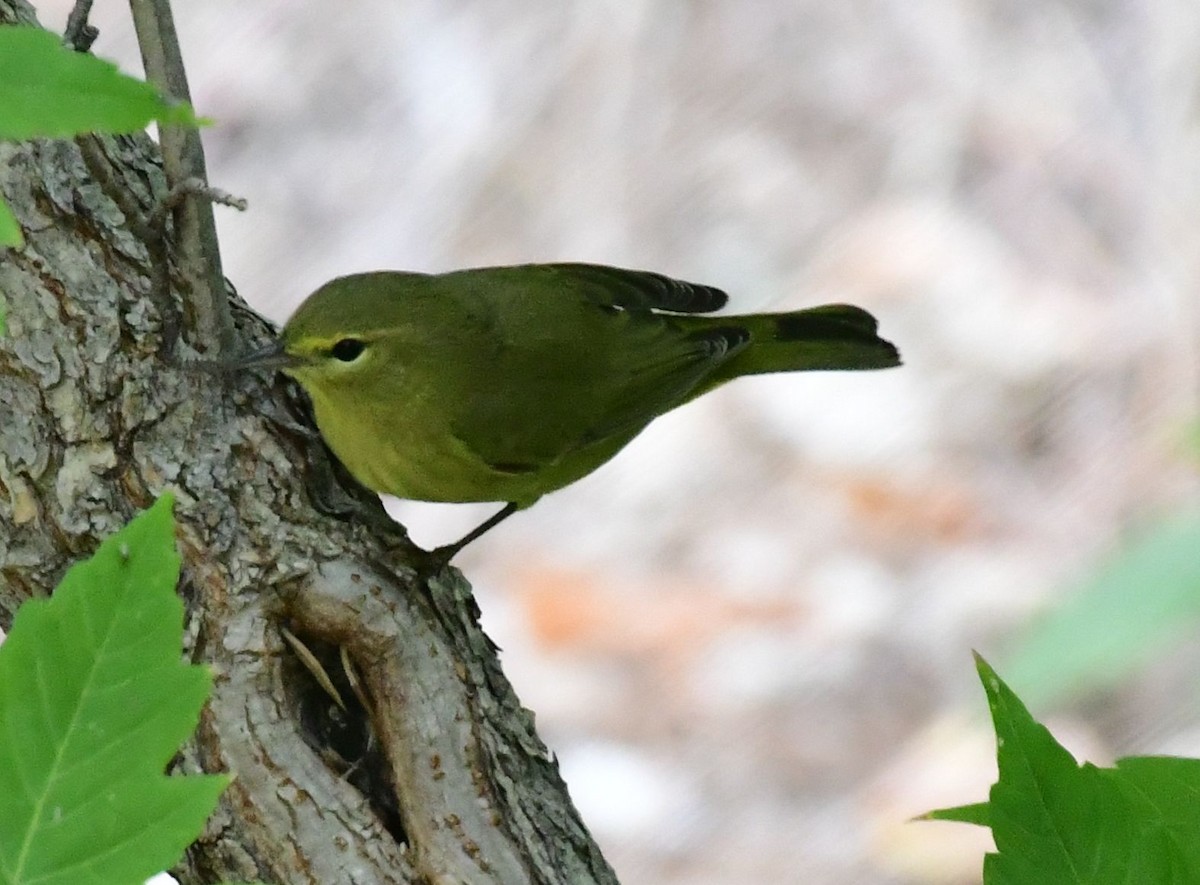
[1107,756,1200,872]
[977,654,1110,883]
[0,495,228,885]
[920,801,991,826]
[1003,510,1200,706]
[1113,756,1200,822]
[0,26,203,139]
[980,652,1193,884]
[923,656,1200,884]
[0,196,20,249]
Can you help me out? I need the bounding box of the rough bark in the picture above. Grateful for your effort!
[0,3,618,883]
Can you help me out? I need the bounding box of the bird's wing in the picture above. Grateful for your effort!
[447,263,730,314]
[448,314,749,473]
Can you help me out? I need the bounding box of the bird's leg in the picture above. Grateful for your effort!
[425,502,521,572]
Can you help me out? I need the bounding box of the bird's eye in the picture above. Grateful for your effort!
[330,338,366,362]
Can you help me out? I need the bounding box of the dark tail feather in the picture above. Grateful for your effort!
[714,304,901,380]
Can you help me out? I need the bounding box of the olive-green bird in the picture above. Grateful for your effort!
[240,263,900,567]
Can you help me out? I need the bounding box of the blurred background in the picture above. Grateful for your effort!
[36,0,1200,881]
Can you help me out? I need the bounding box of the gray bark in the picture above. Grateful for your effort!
[0,3,617,882]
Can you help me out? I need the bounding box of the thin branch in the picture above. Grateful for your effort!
[154,178,249,218]
[76,134,180,356]
[280,626,347,711]
[128,0,236,356]
[63,0,98,51]
[78,133,248,360]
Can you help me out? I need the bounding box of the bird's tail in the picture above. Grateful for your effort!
[695,304,900,391]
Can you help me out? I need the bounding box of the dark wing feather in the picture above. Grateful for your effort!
[516,263,729,314]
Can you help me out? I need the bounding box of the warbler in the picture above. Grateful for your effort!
[238,263,900,566]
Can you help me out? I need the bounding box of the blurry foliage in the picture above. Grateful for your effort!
[926,656,1200,884]
[1003,508,1200,707]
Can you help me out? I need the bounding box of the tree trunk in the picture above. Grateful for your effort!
[0,2,617,882]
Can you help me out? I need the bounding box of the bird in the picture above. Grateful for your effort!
[237,262,900,568]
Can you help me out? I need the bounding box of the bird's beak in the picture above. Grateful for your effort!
[226,340,300,373]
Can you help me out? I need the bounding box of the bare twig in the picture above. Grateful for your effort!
[77,139,250,360]
[128,0,236,356]
[281,626,347,712]
[63,0,98,51]
[150,177,248,225]
[341,645,377,724]
[76,134,179,355]
[75,135,156,242]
